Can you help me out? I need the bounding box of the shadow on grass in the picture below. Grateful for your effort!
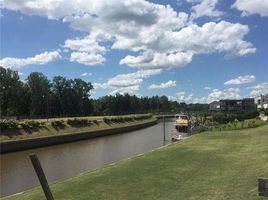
[0,126,49,138]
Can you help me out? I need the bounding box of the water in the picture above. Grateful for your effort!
[0,119,177,197]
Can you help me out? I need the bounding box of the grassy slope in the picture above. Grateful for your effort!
[5,125,268,200]
[0,115,155,142]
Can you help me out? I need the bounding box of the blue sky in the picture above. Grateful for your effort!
[1,0,268,102]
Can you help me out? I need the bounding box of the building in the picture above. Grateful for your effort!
[209,98,256,111]
[220,99,243,111]
[242,98,256,110]
[209,101,220,111]
[255,94,268,110]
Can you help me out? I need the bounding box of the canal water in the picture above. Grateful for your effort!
[0,119,177,197]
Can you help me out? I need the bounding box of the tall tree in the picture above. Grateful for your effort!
[27,72,51,117]
[0,66,28,116]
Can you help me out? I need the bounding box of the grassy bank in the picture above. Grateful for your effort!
[5,125,268,200]
[207,119,267,132]
[0,114,155,142]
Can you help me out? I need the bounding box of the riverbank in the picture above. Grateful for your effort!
[0,114,157,153]
[4,125,268,200]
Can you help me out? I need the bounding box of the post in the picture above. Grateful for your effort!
[29,154,54,200]
[163,116,166,144]
[258,178,268,197]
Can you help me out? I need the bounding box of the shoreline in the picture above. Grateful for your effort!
[0,118,157,154]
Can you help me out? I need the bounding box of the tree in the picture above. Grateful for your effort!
[0,66,29,116]
[27,72,51,117]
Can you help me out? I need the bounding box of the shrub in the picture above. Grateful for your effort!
[67,118,91,126]
[20,120,44,129]
[51,120,65,127]
[103,117,111,124]
[0,120,19,129]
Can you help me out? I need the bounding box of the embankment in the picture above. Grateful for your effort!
[0,118,157,154]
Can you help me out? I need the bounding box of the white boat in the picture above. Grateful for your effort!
[174,114,189,131]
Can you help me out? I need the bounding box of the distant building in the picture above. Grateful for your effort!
[209,101,220,111]
[220,99,243,111]
[209,98,256,111]
[255,94,268,110]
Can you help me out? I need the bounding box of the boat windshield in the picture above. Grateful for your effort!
[175,115,188,120]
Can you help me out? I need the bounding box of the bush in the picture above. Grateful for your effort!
[236,110,259,121]
[51,120,65,127]
[67,118,91,126]
[103,117,111,124]
[0,120,19,129]
[20,120,44,129]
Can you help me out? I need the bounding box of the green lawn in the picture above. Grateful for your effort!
[4,125,268,200]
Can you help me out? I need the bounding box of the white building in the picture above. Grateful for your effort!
[255,94,268,109]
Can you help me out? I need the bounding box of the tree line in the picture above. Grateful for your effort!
[0,66,209,118]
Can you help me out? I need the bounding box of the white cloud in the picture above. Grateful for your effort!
[174,91,193,103]
[176,91,186,96]
[206,88,241,103]
[0,51,61,70]
[70,52,105,66]
[204,86,211,90]
[190,0,223,20]
[168,95,177,101]
[232,0,268,17]
[148,80,176,89]
[120,51,193,69]
[64,34,107,54]
[1,0,256,70]
[193,97,207,104]
[224,75,256,85]
[247,82,268,96]
[81,72,92,77]
[93,69,162,95]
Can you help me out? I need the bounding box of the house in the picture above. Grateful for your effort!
[220,99,243,111]
[209,98,256,111]
[242,98,256,110]
[209,101,220,111]
[255,94,268,110]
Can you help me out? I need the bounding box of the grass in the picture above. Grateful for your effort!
[0,114,155,142]
[4,125,268,200]
[208,119,267,132]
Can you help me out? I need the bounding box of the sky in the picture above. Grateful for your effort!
[0,0,268,103]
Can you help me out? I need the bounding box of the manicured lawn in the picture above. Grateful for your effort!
[4,125,268,200]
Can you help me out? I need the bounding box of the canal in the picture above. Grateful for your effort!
[1,118,178,197]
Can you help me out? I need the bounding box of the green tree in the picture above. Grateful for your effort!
[0,66,29,116]
[27,72,51,117]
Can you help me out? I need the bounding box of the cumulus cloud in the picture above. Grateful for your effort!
[0,51,61,70]
[148,80,176,89]
[190,0,223,20]
[81,72,92,77]
[247,82,268,96]
[1,0,256,69]
[93,69,162,95]
[70,52,105,66]
[120,51,193,69]
[204,86,211,90]
[206,88,241,103]
[168,95,178,101]
[232,0,268,17]
[174,91,194,102]
[224,75,256,85]
[64,34,107,54]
